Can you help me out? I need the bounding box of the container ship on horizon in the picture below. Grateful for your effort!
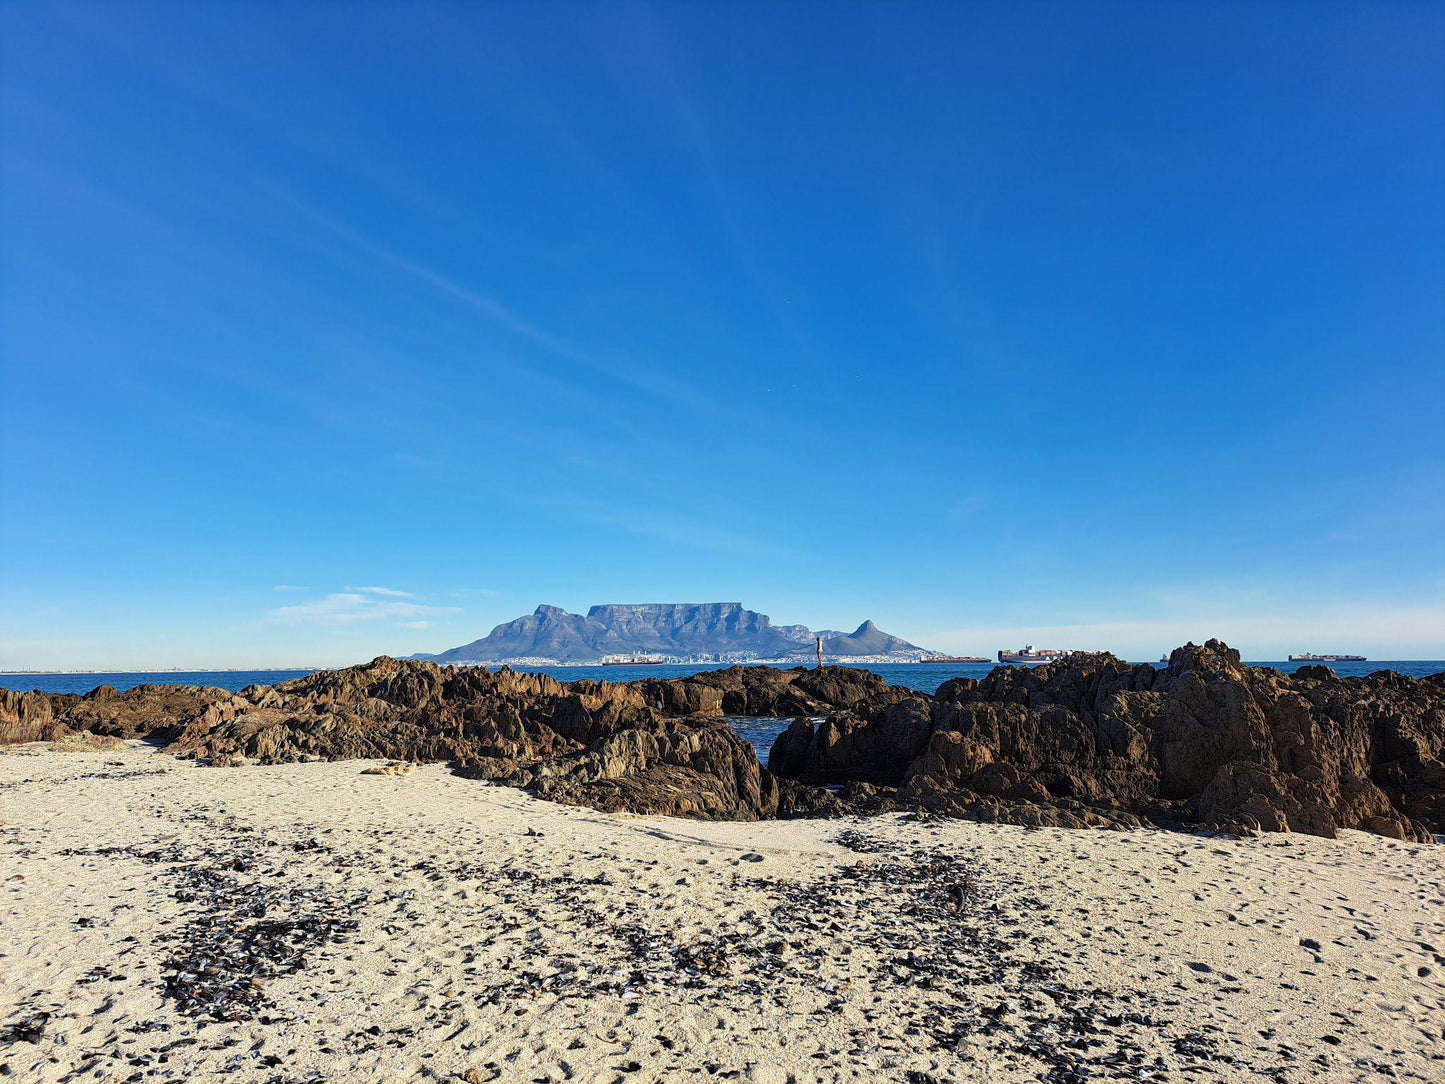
[998,645,1067,664]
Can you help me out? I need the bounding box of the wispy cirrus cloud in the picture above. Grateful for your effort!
[275,194,706,414]
[268,589,456,627]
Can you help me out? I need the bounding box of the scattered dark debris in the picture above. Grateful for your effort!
[6,813,1369,1081]
[58,827,363,1024]
[0,1012,49,1044]
[386,829,1249,1082]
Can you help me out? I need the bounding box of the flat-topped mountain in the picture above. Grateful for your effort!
[414,603,929,664]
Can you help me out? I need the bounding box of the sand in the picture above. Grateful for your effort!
[1,742,1442,1084]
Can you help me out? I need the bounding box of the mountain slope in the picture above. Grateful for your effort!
[822,620,925,657]
[426,605,602,664]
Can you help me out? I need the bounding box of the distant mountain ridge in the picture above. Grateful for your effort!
[414,603,930,664]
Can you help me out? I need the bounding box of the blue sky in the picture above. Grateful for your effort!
[2,1,1442,668]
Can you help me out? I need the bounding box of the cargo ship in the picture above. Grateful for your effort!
[921,655,989,663]
[1288,653,1366,662]
[997,644,1067,665]
[600,656,666,666]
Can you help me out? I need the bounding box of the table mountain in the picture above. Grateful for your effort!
[413,603,928,664]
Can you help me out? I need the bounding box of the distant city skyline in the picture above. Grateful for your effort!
[2,2,1442,669]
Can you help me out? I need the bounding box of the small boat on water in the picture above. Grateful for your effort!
[997,644,1066,665]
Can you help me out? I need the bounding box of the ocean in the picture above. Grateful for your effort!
[6,660,1440,761]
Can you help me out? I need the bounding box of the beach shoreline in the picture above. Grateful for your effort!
[3,742,1441,1083]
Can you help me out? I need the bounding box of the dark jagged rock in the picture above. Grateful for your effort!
[157,658,870,819]
[64,683,230,741]
[769,694,935,785]
[485,720,837,820]
[0,682,229,745]
[170,659,627,765]
[3,643,1441,839]
[768,640,1444,841]
[679,664,908,717]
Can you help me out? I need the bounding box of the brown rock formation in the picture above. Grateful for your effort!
[0,689,77,744]
[768,641,1444,841]
[156,659,859,820]
[66,683,231,741]
[676,664,907,717]
[0,683,232,745]
[486,721,832,820]
[2,644,1440,838]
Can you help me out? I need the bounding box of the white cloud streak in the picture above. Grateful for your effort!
[268,591,456,627]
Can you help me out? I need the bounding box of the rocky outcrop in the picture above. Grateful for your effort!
[64,683,231,741]
[138,659,873,819]
[3,645,1440,838]
[153,659,871,820]
[678,664,909,717]
[474,720,836,820]
[168,660,625,765]
[0,689,77,744]
[0,683,232,745]
[767,641,1445,841]
[769,694,935,784]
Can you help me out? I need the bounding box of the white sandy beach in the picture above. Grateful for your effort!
[2,742,1442,1083]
